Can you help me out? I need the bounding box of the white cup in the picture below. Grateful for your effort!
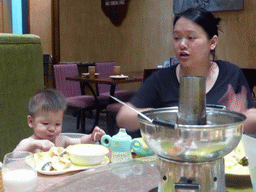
[2,152,37,192]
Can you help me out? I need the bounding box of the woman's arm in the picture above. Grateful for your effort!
[116,102,152,132]
[218,84,256,135]
[244,108,256,135]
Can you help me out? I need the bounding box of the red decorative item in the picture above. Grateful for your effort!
[90,134,94,141]
[101,0,131,26]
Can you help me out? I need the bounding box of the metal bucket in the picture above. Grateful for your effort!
[138,107,246,162]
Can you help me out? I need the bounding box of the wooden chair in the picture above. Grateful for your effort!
[94,61,136,99]
[0,34,44,160]
[53,63,109,133]
[241,68,256,98]
[94,61,135,135]
[104,57,179,136]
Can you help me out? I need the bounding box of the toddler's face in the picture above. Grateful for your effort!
[28,110,64,143]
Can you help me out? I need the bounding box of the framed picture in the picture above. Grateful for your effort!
[173,0,244,14]
[101,0,130,26]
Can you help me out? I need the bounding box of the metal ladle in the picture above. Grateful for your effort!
[109,96,176,128]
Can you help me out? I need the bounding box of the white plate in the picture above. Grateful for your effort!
[36,156,110,175]
[82,73,99,76]
[109,75,129,79]
[224,139,250,180]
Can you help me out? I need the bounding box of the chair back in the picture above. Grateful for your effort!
[241,68,256,97]
[95,61,116,76]
[53,64,81,97]
[95,61,119,94]
[143,57,179,81]
[0,33,44,160]
[60,133,86,138]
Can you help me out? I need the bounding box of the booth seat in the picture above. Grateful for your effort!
[0,33,44,160]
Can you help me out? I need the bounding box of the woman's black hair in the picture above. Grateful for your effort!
[173,7,221,59]
[173,7,221,39]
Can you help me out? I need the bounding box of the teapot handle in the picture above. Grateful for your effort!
[131,139,143,153]
[101,135,112,147]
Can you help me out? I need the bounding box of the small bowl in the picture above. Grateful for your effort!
[133,138,154,156]
[68,144,109,166]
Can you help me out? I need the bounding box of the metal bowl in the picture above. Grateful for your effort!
[138,107,246,162]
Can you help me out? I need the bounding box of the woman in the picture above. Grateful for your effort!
[116,7,256,134]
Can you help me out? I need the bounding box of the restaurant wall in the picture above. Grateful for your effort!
[0,1,3,32]
[29,0,256,90]
[59,0,174,72]
[29,0,52,55]
[58,0,256,69]
[0,0,12,33]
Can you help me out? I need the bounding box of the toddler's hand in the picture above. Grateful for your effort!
[91,126,106,142]
[36,140,55,151]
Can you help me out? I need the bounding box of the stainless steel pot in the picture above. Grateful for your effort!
[138,107,246,162]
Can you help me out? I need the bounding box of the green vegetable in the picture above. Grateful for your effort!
[238,156,249,166]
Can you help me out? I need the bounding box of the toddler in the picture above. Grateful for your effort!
[14,88,106,153]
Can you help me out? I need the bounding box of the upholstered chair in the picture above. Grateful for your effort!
[0,33,44,160]
[53,63,109,133]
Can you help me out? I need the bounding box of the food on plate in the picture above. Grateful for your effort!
[224,141,249,174]
[51,156,72,171]
[49,146,65,157]
[34,147,71,171]
[33,145,109,172]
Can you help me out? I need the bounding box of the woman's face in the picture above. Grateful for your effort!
[173,17,217,68]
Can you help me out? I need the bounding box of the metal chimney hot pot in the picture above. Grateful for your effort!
[138,76,246,192]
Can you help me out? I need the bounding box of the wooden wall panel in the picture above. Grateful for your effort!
[29,0,52,55]
[59,0,174,71]
[0,0,12,33]
[29,0,256,90]
[0,1,3,33]
[214,0,256,68]
[58,0,256,70]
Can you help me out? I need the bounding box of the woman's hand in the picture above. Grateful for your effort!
[218,84,256,135]
[218,84,248,114]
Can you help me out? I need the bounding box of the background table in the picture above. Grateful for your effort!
[66,72,143,99]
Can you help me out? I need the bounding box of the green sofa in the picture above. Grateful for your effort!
[0,33,44,160]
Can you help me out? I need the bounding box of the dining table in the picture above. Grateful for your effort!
[65,71,144,103]
[38,157,254,191]
[65,71,144,132]
[0,150,253,192]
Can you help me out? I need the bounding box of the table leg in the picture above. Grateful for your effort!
[80,82,101,133]
[110,84,116,103]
